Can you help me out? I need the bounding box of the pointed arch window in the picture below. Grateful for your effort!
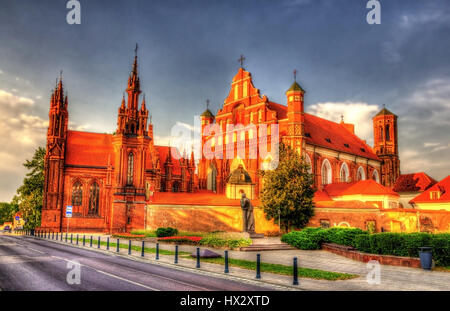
[372,169,380,183]
[340,163,349,182]
[72,181,83,206]
[357,166,366,181]
[321,159,332,185]
[385,124,390,141]
[305,154,312,174]
[379,126,383,141]
[127,152,134,185]
[88,182,100,215]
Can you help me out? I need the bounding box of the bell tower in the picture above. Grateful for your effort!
[112,44,151,233]
[285,70,305,154]
[42,75,69,232]
[373,106,400,187]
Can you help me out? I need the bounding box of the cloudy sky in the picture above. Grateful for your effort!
[0,0,449,201]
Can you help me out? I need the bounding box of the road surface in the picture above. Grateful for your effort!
[0,234,274,291]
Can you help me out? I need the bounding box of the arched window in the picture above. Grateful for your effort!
[379,126,383,141]
[321,159,332,185]
[234,85,239,100]
[340,163,349,182]
[357,166,366,181]
[88,182,100,215]
[127,152,134,185]
[385,124,390,141]
[305,154,312,174]
[372,169,380,183]
[243,81,248,97]
[72,181,83,206]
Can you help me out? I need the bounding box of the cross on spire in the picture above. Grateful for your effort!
[293,69,297,82]
[238,54,245,67]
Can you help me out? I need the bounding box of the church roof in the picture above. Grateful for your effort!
[65,131,114,167]
[264,102,379,160]
[303,113,379,160]
[287,81,305,93]
[410,175,450,203]
[227,165,253,184]
[324,180,399,197]
[201,109,214,118]
[393,173,437,193]
[375,107,396,117]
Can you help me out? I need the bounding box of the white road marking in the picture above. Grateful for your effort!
[28,248,46,254]
[51,255,160,291]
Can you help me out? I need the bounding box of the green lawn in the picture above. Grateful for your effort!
[51,236,357,281]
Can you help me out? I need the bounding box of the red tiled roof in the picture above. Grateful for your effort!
[411,175,450,203]
[267,102,288,119]
[65,131,114,167]
[261,102,379,160]
[155,145,184,175]
[324,180,399,197]
[393,172,437,193]
[315,200,381,209]
[151,190,260,206]
[303,113,379,160]
[313,190,333,202]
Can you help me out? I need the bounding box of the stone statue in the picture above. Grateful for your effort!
[240,191,255,233]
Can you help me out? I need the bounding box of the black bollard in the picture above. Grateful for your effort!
[293,257,299,286]
[76,234,79,245]
[116,239,120,252]
[196,248,201,268]
[224,250,229,273]
[98,236,101,248]
[65,233,68,243]
[89,236,92,247]
[60,232,63,241]
[107,237,110,250]
[71,234,73,244]
[256,254,261,279]
[56,232,58,240]
[128,240,131,255]
[174,245,178,264]
[52,232,54,240]
[44,231,46,239]
[83,235,85,246]
[156,243,159,260]
[141,241,145,257]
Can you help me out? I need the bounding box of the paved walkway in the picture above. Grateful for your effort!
[151,239,450,291]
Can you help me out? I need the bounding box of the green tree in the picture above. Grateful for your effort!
[0,202,18,224]
[260,143,316,232]
[12,147,45,229]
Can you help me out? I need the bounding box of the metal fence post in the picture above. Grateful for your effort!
[141,241,145,257]
[224,250,229,273]
[116,239,120,252]
[174,245,178,264]
[256,253,261,279]
[156,243,159,260]
[128,240,132,255]
[293,257,299,285]
[83,235,85,246]
[196,247,201,268]
[107,237,110,250]
[90,236,93,247]
[71,234,73,244]
[98,236,101,249]
[76,234,79,245]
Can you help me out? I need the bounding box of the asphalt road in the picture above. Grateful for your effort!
[0,234,274,291]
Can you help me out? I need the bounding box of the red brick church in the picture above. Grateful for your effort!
[41,50,195,233]
[40,51,448,234]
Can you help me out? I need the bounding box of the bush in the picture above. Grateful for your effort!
[355,232,450,266]
[199,232,252,249]
[281,227,368,250]
[155,227,178,237]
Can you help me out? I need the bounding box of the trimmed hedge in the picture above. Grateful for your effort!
[354,233,450,266]
[155,227,178,237]
[281,227,367,250]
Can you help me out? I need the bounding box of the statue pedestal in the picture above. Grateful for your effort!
[249,232,265,239]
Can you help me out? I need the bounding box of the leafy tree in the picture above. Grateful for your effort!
[0,202,18,224]
[259,143,316,232]
[12,147,45,229]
